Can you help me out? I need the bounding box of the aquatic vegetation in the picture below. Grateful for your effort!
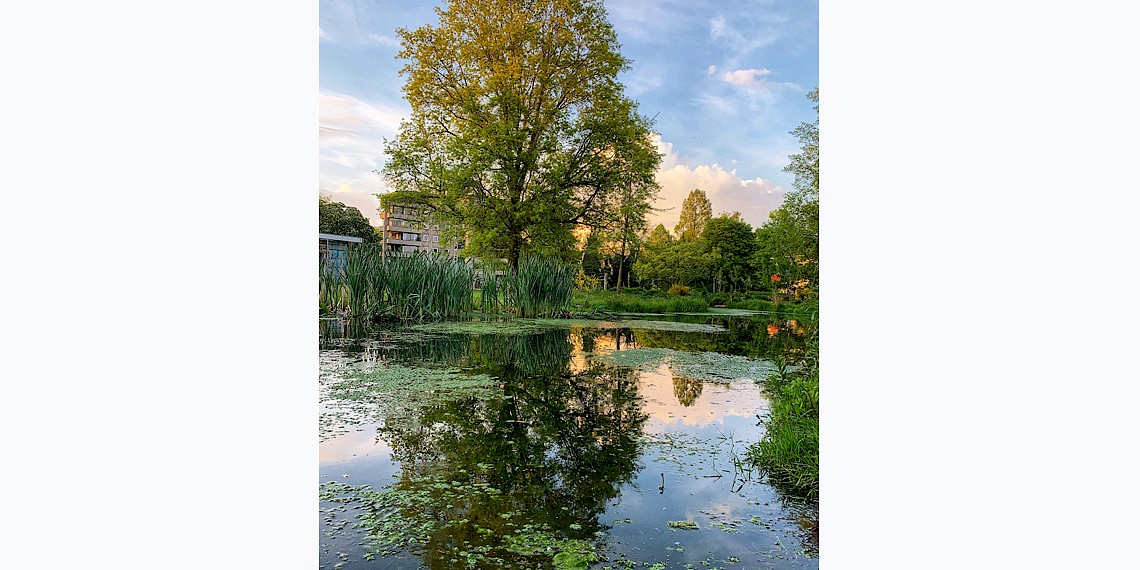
[320,315,820,567]
[319,361,496,440]
[594,347,779,383]
[411,316,728,335]
[747,333,819,500]
[321,245,477,320]
[504,255,576,317]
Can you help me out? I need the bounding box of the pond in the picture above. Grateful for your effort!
[319,311,818,570]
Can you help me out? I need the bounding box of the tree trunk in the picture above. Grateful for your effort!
[615,238,627,295]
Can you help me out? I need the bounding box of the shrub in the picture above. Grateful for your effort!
[667,283,691,296]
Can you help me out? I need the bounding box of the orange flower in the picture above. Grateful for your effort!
[771,274,782,282]
[767,324,779,336]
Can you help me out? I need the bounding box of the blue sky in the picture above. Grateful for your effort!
[319,0,818,233]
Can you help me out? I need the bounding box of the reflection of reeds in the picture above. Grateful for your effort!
[504,256,575,318]
[468,329,573,378]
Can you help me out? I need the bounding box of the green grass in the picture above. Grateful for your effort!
[724,297,818,319]
[320,245,475,320]
[746,334,819,500]
[571,290,710,314]
[504,256,576,317]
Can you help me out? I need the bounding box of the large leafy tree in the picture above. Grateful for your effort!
[595,179,658,293]
[319,196,377,243]
[380,0,661,269]
[674,188,712,242]
[702,215,756,292]
[755,88,819,292]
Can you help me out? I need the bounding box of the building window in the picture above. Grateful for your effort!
[432,235,439,243]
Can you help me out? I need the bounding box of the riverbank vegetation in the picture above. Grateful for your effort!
[747,334,819,500]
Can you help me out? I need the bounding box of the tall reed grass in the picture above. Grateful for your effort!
[504,256,576,318]
[320,245,475,321]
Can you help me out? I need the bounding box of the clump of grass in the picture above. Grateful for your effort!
[321,245,476,321]
[504,256,575,317]
[746,333,819,500]
[477,260,505,313]
[571,290,710,314]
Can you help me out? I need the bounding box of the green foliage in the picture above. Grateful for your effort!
[724,297,819,319]
[477,260,505,313]
[702,215,756,292]
[504,255,576,317]
[380,0,661,269]
[754,88,819,294]
[319,196,377,242]
[747,333,819,500]
[570,289,709,313]
[667,284,691,296]
[320,244,475,320]
[675,188,712,242]
[574,267,600,292]
[784,88,819,198]
[633,237,715,289]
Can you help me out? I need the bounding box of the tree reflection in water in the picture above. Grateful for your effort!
[325,328,647,568]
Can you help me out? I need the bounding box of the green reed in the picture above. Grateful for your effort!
[477,260,505,313]
[504,256,576,318]
[322,245,475,321]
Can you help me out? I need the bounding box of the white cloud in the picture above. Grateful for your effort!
[367,33,400,47]
[720,68,772,86]
[319,90,410,225]
[707,15,780,56]
[648,135,785,232]
[693,93,736,114]
[706,64,717,75]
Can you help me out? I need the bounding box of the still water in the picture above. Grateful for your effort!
[319,313,817,569]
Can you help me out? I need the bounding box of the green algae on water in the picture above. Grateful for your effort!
[593,348,779,383]
[409,316,728,335]
[319,362,496,440]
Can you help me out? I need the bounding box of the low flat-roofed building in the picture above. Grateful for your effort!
[319,233,363,273]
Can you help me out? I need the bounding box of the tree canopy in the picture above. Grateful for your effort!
[319,196,377,243]
[755,88,819,293]
[674,188,712,241]
[379,0,661,269]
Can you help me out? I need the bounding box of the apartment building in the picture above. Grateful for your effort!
[378,204,465,257]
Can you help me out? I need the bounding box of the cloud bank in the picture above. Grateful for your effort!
[649,135,786,233]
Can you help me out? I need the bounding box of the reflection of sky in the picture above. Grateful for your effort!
[580,334,771,429]
[637,365,769,429]
[318,327,816,567]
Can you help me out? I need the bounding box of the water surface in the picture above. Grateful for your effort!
[319,315,817,569]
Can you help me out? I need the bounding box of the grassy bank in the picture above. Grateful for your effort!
[570,289,710,314]
[725,296,819,319]
[747,333,819,500]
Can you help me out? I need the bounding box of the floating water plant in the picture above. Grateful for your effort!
[594,347,779,383]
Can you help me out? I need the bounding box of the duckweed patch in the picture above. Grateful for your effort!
[594,348,779,383]
[319,361,496,440]
[668,520,700,530]
[410,317,728,335]
[319,473,599,568]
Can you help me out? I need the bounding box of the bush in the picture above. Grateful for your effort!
[667,284,691,296]
[747,335,819,500]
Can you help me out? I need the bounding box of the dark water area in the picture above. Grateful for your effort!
[319,312,817,569]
